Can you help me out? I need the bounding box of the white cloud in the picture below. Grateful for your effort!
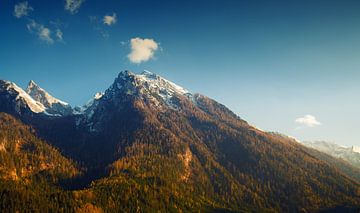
[27,20,65,44]
[27,20,54,44]
[128,38,159,63]
[65,0,85,14]
[103,13,117,26]
[14,1,33,18]
[39,28,53,43]
[295,115,321,127]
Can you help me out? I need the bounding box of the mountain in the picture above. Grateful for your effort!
[26,80,72,116]
[302,141,360,169]
[0,70,359,212]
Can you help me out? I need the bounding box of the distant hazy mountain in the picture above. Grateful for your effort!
[302,141,360,169]
[0,71,359,212]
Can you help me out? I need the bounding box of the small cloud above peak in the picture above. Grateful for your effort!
[14,1,33,18]
[103,13,117,26]
[65,0,85,14]
[295,115,321,128]
[128,38,159,64]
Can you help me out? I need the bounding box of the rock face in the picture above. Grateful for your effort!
[0,70,359,212]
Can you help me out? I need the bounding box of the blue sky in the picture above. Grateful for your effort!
[1,0,360,146]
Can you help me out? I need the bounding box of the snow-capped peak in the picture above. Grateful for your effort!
[1,80,46,113]
[26,80,69,107]
[26,80,73,116]
[110,70,192,108]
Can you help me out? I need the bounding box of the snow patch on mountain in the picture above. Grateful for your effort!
[128,70,193,108]
[136,70,190,97]
[135,70,192,108]
[94,92,104,100]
